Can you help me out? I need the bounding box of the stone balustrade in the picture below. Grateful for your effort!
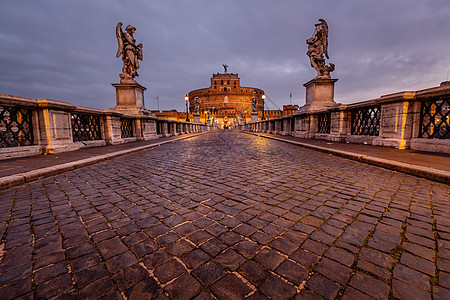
[242,84,450,154]
[0,93,208,160]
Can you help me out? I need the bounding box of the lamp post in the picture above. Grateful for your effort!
[261,94,266,120]
[185,95,190,122]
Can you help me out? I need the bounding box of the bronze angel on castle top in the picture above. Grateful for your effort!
[116,22,143,83]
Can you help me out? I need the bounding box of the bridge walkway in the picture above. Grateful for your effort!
[0,130,449,299]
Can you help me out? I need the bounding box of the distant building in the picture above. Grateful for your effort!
[187,70,265,128]
[154,68,298,127]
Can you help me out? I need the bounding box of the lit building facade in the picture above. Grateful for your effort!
[187,70,265,128]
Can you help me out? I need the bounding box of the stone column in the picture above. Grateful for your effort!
[250,112,258,122]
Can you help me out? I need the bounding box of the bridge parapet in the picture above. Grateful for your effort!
[241,84,450,154]
[0,93,207,160]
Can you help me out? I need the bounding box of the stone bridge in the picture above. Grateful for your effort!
[0,131,449,299]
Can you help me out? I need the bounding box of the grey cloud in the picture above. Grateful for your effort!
[0,0,449,110]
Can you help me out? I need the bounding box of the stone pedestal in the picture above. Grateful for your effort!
[207,119,211,126]
[112,82,149,115]
[251,112,258,122]
[193,113,200,123]
[299,78,338,112]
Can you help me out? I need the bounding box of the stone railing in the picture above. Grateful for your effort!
[0,93,208,160]
[241,84,450,154]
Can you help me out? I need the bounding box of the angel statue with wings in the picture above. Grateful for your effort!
[116,22,143,82]
[306,19,335,79]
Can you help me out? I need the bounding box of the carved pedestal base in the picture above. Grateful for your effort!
[299,78,339,113]
[193,113,200,123]
[251,112,258,122]
[112,82,149,115]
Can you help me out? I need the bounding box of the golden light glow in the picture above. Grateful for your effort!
[262,94,266,100]
[185,95,189,101]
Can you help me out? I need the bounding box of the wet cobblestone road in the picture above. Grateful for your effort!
[0,131,449,299]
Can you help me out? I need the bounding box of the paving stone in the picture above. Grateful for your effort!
[124,277,161,299]
[400,252,435,276]
[181,248,211,269]
[154,259,185,284]
[233,240,261,259]
[359,247,394,269]
[79,276,116,299]
[239,260,270,286]
[433,285,450,300]
[341,286,375,300]
[301,239,328,256]
[254,247,285,269]
[393,263,430,291]
[275,259,308,285]
[156,231,181,247]
[392,279,431,300]
[215,248,245,270]
[315,257,351,285]
[65,242,96,260]
[97,237,128,260]
[219,231,244,246]
[73,264,109,288]
[290,248,320,268]
[191,260,225,286]
[0,263,31,286]
[324,246,355,267]
[34,261,68,285]
[210,273,252,300]
[130,238,159,258]
[165,239,195,257]
[0,277,31,299]
[357,259,391,280]
[105,250,139,274]
[349,271,390,299]
[251,231,274,245]
[306,273,340,299]
[200,237,227,256]
[70,252,102,273]
[439,271,450,289]
[259,274,296,299]
[270,237,298,255]
[164,273,202,300]
[35,273,73,299]
[402,242,435,261]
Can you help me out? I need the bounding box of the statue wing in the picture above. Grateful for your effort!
[319,19,329,59]
[116,22,124,58]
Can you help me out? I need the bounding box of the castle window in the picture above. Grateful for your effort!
[224,87,228,91]
[221,80,223,85]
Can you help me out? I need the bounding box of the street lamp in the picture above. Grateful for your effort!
[261,94,266,120]
[185,94,190,122]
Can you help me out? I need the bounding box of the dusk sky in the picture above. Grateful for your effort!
[0,0,449,111]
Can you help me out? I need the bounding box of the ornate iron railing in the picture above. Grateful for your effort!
[71,113,101,142]
[120,118,134,138]
[0,105,34,148]
[419,97,450,139]
[351,106,381,136]
[318,113,331,133]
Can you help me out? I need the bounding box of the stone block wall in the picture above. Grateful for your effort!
[243,84,450,154]
[0,93,207,160]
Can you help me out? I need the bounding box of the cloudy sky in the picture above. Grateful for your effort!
[0,0,449,111]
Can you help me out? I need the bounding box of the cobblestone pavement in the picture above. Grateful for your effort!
[0,131,449,299]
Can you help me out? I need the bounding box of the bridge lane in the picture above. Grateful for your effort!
[0,130,449,299]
